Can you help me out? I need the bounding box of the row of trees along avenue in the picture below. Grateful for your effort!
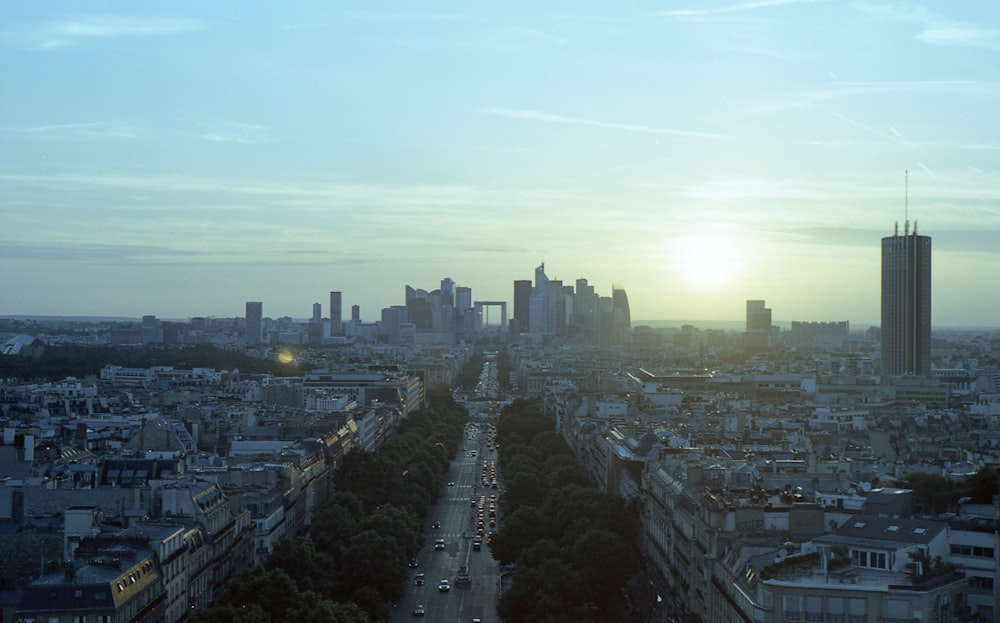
[492,399,642,623]
[192,385,468,623]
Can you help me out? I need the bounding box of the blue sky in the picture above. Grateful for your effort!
[2,1,999,327]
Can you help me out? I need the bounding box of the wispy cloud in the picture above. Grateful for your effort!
[750,80,979,114]
[483,107,726,139]
[674,177,834,202]
[2,15,204,50]
[916,160,942,183]
[503,28,569,46]
[853,3,1000,49]
[16,121,138,139]
[917,26,1000,49]
[657,0,816,19]
[200,123,271,145]
[833,112,914,150]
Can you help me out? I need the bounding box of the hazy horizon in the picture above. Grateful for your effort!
[6,314,999,333]
[3,3,999,325]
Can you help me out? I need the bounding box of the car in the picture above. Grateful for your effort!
[447,481,455,486]
[408,558,418,568]
[414,572,425,586]
[413,604,425,616]
[431,521,441,529]
[434,539,446,551]
[438,579,450,592]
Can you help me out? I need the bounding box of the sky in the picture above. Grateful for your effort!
[2,1,999,328]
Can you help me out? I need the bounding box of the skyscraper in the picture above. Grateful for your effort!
[881,222,931,377]
[513,279,532,333]
[455,286,472,316]
[743,300,771,352]
[612,285,631,329]
[329,291,342,336]
[245,301,263,345]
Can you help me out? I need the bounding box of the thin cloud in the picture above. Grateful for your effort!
[3,15,204,50]
[16,121,138,139]
[657,0,816,19]
[833,112,914,150]
[916,161,942,183]
[917,26,1000,49]
[751,80,979,114]
[483,107,726,139]
[853,3,1000,50]
[200,123,271,145]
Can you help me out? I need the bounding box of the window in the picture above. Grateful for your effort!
[887,599,909,619]
[951,544,995,558]
[784,595,803,618]
[806,595,822,617]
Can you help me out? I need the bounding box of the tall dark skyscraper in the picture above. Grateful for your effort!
[329,291,342,336]
[245,301,263,345]
[513,279,532,333]
[881,221,931,377]
[612,285,631,328]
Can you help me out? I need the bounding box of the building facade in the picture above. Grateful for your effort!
[329,291,342,336]
[881,223,931,377]
[244,301,263,346]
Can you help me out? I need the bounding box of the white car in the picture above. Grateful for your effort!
[438,579,451,592]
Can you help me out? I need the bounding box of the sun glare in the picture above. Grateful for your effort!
[674,234,740,288]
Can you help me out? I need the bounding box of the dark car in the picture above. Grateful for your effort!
[413,604,425,616]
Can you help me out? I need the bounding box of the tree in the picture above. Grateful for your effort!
[284,591,373,623]
[336,529,407,603]
[960,466,1000,504]
[217,567,302,621]
[190,603,270,623]
[498,558,589,622]
[265,537,335,596]
[568,528,639,604]
[899,472,959,514]
[310,493,362,557]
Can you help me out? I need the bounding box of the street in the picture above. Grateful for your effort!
[388,421,501,623]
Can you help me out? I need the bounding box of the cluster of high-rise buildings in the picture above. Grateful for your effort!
[238,263,631,348]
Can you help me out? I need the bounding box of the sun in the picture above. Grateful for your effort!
[673,233,739,288]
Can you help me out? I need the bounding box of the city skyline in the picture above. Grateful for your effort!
[2,2,999,327]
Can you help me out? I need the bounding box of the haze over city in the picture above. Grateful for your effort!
[2,2,999,327]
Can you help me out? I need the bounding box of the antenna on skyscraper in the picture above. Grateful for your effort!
[904,170,909,235]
